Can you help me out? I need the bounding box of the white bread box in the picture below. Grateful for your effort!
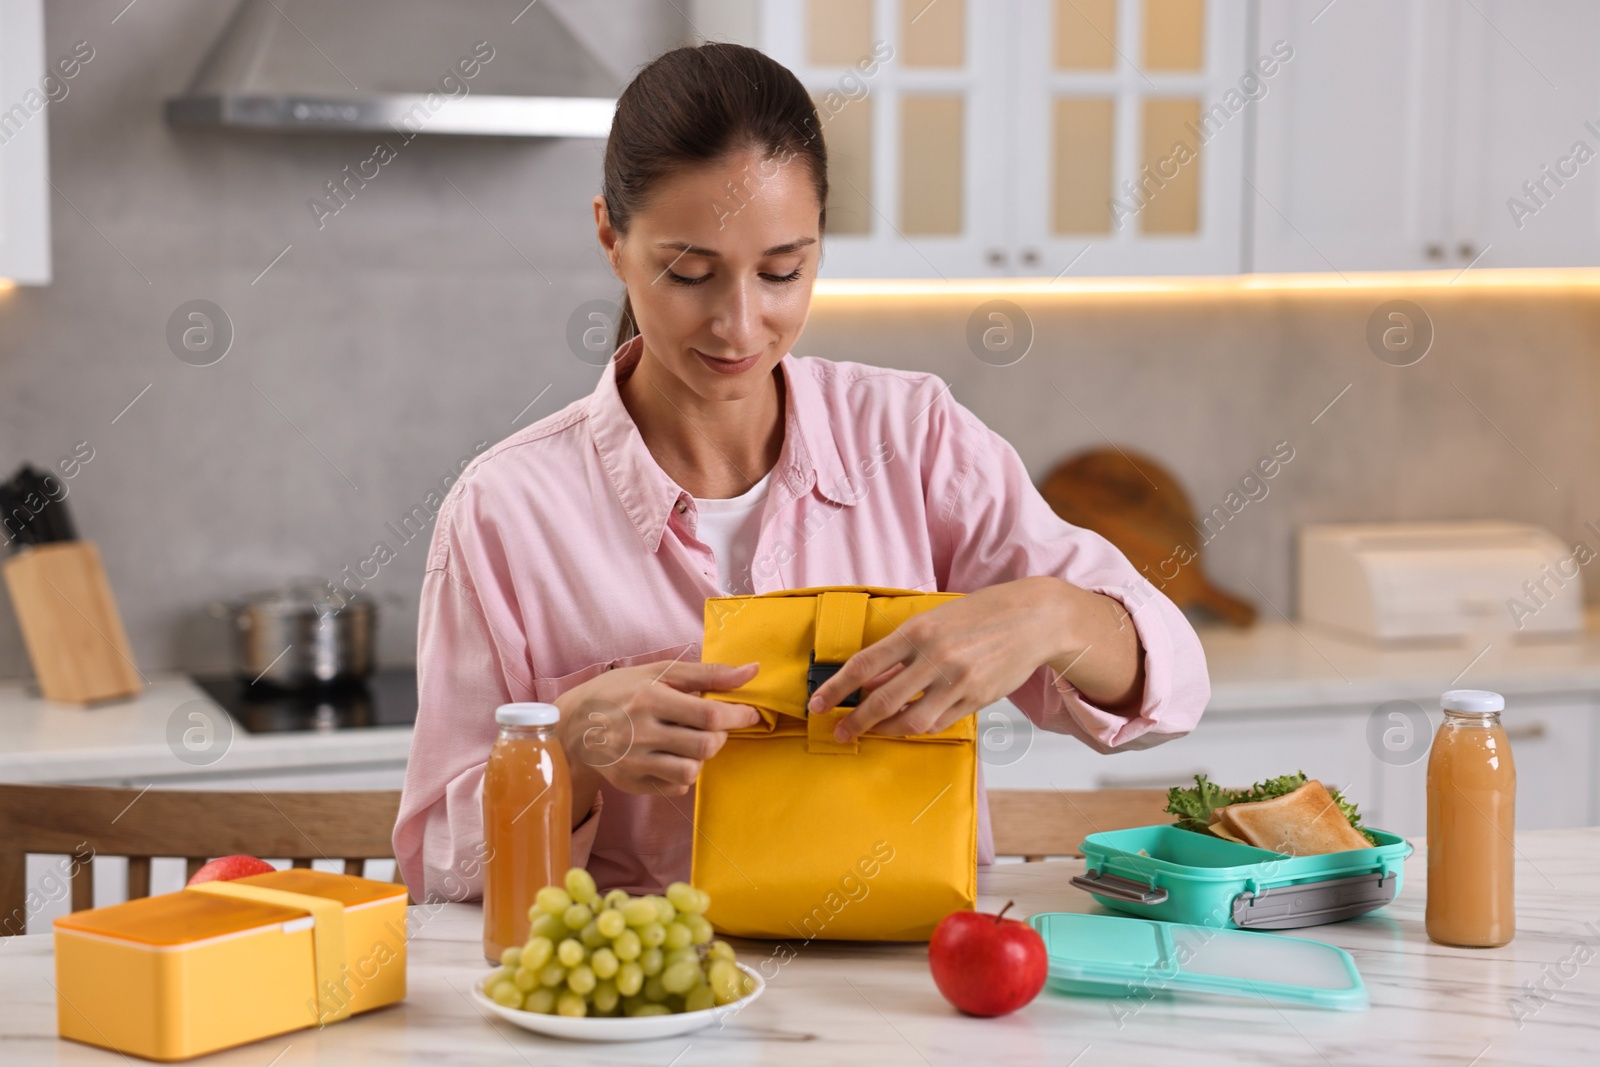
[1297,521,1583,642]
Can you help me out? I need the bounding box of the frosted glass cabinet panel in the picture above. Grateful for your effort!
[806,0,874,65]
[899,94,964,235]
[900,0,965,67]
[1051,98,1116,235]
[816,86,875,235]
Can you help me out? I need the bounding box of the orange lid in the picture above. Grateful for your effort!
[53,871,405,947]
[55,890,307,946]
[236,868,408,908]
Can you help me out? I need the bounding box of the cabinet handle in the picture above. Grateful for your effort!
[1425,243,1445,261]
[1020,248,1040,267]
[1503,722,1547,742]
[986,248,1007,268]
[1457,242,1478,261]
[1096,771,1209,790]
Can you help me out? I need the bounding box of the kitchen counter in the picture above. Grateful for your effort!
[0,675,410,786]
[1198,607,1600,712]
[3,828,1598,1066]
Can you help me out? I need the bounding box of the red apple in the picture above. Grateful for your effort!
[928,901,1049,1017]
[186,855,275,885]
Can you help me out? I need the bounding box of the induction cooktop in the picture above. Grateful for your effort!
[190,668,418,734]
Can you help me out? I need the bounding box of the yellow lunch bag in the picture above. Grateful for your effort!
[693,586,977,941]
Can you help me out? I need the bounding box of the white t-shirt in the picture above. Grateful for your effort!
[693,470,773,596]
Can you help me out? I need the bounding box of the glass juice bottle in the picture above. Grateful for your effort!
[482,702,571,963]
[1426,689,1516,947]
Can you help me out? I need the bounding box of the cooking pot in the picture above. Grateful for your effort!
[212,582,377,688]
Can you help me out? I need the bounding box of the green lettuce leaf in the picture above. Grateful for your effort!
[1165,771,1377,844]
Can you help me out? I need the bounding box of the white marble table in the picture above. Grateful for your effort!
[4,829,1600,1066]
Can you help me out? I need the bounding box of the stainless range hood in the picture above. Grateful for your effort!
[165,0,620,138]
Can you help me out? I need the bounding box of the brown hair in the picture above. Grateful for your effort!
[601,43,828,347]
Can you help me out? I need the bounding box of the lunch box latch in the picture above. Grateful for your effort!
[1070,869,1169,906]
[1230,870,1399,929]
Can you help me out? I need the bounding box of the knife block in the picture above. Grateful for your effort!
[2,541,142,703]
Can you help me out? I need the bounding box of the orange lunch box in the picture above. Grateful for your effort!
[53,869,408,1062]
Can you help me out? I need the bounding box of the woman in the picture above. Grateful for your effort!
[394,43,1209,901]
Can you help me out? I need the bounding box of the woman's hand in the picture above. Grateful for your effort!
[808,577,1145,743]
[554,661,761,821]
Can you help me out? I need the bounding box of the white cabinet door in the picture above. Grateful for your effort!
[0,0,50,284]
[1448,1,1600,269]
[761,0,1010,279]
[1250,0,1451,273]
[1012,0,1250,278]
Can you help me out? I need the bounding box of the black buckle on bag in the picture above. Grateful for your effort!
[806,651,862,709]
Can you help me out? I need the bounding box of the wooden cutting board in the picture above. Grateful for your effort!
[1039,448,1257,627]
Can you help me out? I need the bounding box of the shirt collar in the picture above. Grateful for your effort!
[587,335,856,552]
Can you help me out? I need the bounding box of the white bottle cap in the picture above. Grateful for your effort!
[496,702,560,726]
[1441,689,1505,713]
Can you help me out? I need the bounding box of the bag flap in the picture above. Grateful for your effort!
[702,586,974,745]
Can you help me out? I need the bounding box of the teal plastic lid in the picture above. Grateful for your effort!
[1029,912,1368,1011]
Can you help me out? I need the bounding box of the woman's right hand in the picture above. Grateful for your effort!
[553,660,762,814]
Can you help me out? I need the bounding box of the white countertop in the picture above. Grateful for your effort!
[4,829,1598,1066]
[1196,608,1600,712]
[0,675,411,784]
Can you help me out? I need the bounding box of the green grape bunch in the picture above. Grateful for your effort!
[482,867,758,1018]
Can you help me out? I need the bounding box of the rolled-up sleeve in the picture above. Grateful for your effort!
[927,393,1210,752]
[393,531,604,902]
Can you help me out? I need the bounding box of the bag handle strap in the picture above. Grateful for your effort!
[807,590,869,755]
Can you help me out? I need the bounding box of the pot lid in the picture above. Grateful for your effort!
[232,581,370,617]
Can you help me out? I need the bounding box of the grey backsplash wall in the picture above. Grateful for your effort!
[3,1,1600,679]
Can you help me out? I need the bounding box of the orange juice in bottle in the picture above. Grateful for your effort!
[1426,689,1515,947]
[483,702,571,963]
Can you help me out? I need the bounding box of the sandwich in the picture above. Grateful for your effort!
[1166,771,1377,855]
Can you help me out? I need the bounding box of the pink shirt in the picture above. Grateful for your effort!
[393,336,1210,902]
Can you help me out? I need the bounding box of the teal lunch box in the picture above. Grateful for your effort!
[1071,824,1413,930]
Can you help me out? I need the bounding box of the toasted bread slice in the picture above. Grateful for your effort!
[1206,817,1249,845]
[1215,780,1372,856]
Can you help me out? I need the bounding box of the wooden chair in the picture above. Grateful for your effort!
[988,788,1171,861]
[0,784,407,935]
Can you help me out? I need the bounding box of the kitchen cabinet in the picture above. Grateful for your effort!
[1448,2,1600,269]
[749,0,1250,278]
[0,0,50,284]
[1252,0,1600,273]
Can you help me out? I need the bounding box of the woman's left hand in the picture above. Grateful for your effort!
[809,577,1068,742]
[807,577,1142,742]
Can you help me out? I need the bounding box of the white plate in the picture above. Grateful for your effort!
[471,962,766,1043]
